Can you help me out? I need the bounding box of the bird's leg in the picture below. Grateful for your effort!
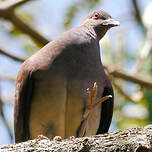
[83,82,112,120]
[78,82,112,137]
[83,82,97,119]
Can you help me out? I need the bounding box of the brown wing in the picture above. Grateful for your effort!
[13,39,67,143]
[14,64,34,143]
[97,86,114,134]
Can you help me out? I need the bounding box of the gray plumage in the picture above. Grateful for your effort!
[14,9,119,143]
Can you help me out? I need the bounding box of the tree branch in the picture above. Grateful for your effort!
[0,74,15,82]
[10,13,49,46]
[9,0,34,10]
[132,0,143,27]
[0,1,49,46]
[0,0,32,10]
[1,125,152,151]
[132,27,152,73]
[0,101,13,143]
[0,48,25,62]
[112,80,137,103]
[104,66,152,90]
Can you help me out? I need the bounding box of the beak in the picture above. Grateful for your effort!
[102,18,120,27]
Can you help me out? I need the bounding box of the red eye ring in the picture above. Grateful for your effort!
[94,13,100,19]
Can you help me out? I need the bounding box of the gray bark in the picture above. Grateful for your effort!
[0,125,152,152]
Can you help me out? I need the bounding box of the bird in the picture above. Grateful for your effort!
[14,9,119,143]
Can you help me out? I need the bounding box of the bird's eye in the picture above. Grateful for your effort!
[94,13,100,19]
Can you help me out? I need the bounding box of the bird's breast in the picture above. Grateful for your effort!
[29,51,103,139]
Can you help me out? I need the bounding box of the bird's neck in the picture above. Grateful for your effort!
[94,27,108,40]
[80,24,98,41]
[80,24,108,41]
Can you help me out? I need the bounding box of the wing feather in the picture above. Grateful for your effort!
[97,86,114,134]
[14,65,33,143]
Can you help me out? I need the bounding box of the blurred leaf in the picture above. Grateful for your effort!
[64,0,101,28]
[0,98,2,115]
[113,109,124,122]
[24,44,37,56]
[17,13,33,23]
[150,52,152,73]
[10,26,22,36]
[144,89,152,122]
[118,117,148,130]
[64,6,78,28]
[86,0,100,9]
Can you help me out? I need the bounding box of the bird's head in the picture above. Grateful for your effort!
[81,9,120,39]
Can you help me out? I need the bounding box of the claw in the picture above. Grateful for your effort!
[92,95,112,109]
[86,88,91,109]
[79,82,112,137]
[91,82,98,104]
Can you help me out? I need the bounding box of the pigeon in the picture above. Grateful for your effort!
[14,9,119,143]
